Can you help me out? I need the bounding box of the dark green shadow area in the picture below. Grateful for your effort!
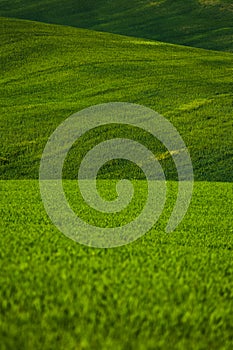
[0,0,233,51]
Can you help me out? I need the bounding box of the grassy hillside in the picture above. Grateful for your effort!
[0,17,233,181]
[0,0,233,51]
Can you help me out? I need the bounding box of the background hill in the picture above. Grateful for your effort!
[0,0,233,51]
[1,17,233,181]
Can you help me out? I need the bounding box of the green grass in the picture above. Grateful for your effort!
[1,180,233,350]
[0,0,233,51]
[1,16,233,350]
[0,17,233,181]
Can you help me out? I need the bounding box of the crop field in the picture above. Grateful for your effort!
[1,18,232,181]
[0,2,233,350]
[1,180,233,349]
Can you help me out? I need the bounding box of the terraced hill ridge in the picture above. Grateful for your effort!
[0,0,233,51]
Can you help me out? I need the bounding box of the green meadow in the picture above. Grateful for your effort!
[1,180,233,349]
[1,18,232,181]
[0,3,233,350]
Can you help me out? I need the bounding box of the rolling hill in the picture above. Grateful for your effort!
[0,0,233,51]
[1,17,233,181]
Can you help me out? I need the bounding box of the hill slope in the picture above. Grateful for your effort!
[0,17,233,180]
[0,0,233,51]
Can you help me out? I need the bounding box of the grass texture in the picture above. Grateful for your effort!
[1,180,233,350]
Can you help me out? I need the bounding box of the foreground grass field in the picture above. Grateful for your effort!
[1,17,233,181]
[1,180,233,350]
[0,0,233,51]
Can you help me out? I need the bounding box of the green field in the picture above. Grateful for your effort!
[1,180,233,349]
[0,0,233,51]
[1,17,232,181]
[0,3,233,350]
